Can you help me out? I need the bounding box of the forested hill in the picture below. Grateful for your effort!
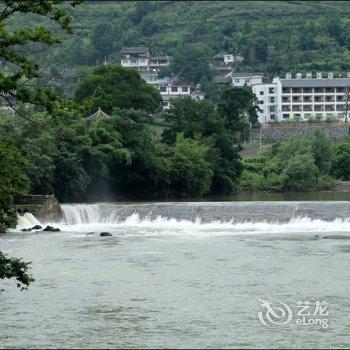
[49,1,350,74]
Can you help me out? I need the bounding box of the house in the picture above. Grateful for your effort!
[118,47,150,73]
[230,72,264,87]
[118,47,203,109]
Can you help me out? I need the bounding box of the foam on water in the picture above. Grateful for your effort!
[51,212,350,237]
[16,213,41,229]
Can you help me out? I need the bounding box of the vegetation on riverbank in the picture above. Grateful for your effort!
[239,131,350,193]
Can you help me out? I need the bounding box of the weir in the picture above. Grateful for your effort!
[61,201,350,224]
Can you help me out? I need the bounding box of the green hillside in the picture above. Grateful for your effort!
[48,0,350,75]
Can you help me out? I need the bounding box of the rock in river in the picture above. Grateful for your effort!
[43,225,60,232]
[100,232,112,237]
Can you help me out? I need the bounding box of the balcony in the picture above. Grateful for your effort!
[314,96,324,103]
[292,105,302,112]
[314,105,324,111]
[303,105,313,111]
[314,87,325,93]
[325,105,335,111]
[303,95,313,102]
[325,95,335,102]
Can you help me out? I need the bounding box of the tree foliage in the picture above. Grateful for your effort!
[75,64,162,114]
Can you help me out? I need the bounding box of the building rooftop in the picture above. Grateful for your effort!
[280,78,350,88]
[150,56,169,61]
[120,47,149,55]
[231,72,263,78]
[85,108,110,122]
[213,76,232,85]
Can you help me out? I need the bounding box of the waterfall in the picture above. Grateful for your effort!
[61,204,118,224]
[61,204,101,224]
[60,201,350,226]
[17,213,41,229]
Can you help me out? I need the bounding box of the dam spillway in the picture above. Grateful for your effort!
[61,201,350,225]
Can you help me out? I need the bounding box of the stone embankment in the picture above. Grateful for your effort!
[252,124,350,142]
[14,195,62,222]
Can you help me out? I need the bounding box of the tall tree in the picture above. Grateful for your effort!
[0,0,83,289]
[75,64,162,114]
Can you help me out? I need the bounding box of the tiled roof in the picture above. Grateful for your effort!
[281,78,350,88]
[85,108,110,122]
[120,47,149,54]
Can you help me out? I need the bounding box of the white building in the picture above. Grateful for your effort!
[119,47,150,72]
[254,72,350,123]
[119,47,203,110]
[159,81,204,109]
[230,72,264,87]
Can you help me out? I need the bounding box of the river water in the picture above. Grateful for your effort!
[1,201,350,348]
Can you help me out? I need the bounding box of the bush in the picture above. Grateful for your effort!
[281,154,319,191]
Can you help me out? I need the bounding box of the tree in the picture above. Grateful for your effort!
[163,97,243,195]
[166,43,212,84]
[0,0,83,289]
[310,130,335,174]
[172,134,213,197]
[332,142,350,180]
[91,23,115,61]
[0,0,82,114]
[218,87,260,145]
[281,154,319,191]
[74,64,162,114]
[0,252,34,290]
[0,143,29,232]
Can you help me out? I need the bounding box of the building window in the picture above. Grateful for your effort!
[171,86,178,92]
[314,96,324,102]
[292,95,302,102]
[159,86,167,92]
[303,95,312,102]
[269,87,274,94]
[303,105,312,111]
[314,87,324,93]
[282,105,291,111]
[260,91,264,95]
[270,114,276,120]
[235,79,240,83]
[282,87,290,93]
[270,97,275,103]
[181,86,189,92]
[325,87,335,93]
[303,88,312,93]
[292,105,302,111]
[314,105,324,111]
[269,106,275,112]
[283,114,290,119]
[304,113,311,118]
[258,100,264,104]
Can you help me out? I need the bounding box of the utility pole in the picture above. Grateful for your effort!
[345,86,349,124]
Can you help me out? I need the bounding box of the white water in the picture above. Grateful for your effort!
[58,203,350,236]
[16,212,41,229]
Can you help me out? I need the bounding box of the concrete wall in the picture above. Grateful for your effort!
[253,124,350,142]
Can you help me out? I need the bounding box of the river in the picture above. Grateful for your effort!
[1,199,350,348]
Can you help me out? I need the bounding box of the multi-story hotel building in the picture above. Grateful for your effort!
[253,73,350,123]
